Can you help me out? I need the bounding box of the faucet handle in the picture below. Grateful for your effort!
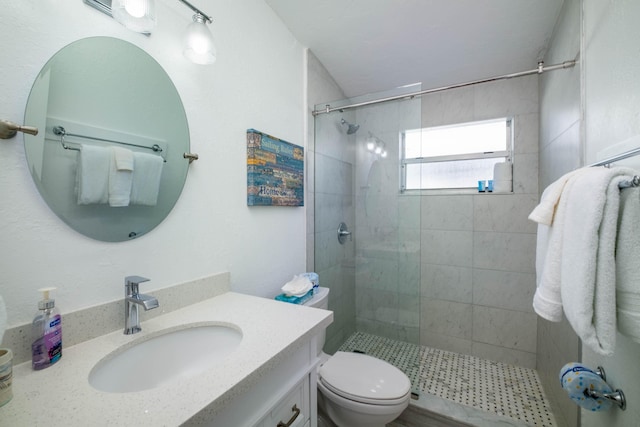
[125,276,150,295]
[125,275,150,286]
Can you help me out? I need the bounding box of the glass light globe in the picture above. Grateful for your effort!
[125,0,146,17]
[183,14,217,65]
[366,139,376,151]
[111,0,156,33]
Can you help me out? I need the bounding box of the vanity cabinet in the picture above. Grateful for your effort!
[187,334,319,427]
[256,376,310,427]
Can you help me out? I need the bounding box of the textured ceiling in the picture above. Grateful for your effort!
[265,0,565,98]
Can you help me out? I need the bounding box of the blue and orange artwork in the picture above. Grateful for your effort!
[247,129,304,206]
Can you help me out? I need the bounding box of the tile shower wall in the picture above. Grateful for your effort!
[307,51,356,353]
[419,75,540,369]
[537,0,582,426]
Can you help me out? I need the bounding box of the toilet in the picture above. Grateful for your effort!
[302,287,411,427]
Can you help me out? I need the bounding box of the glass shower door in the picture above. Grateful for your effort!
[313,88,422,386]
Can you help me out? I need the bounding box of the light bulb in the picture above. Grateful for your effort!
[366,140,376,151]
[381,150,388,158]
[124,0,146,18]
[374,145,382,154]
[184,14,217,65]
[111,0,156,33]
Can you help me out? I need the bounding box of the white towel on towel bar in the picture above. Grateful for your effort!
[130,152,163,206]
[530,166,636,356]
[528,168,589,225]
[532,177,576,322]
[108,146,134,207]
[76,144,110,205]
[560,167,635,355]
[615,186,640,344]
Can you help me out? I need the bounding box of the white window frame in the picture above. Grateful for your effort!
[400,117,513,192]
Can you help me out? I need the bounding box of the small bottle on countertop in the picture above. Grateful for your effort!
[31,287,62,370]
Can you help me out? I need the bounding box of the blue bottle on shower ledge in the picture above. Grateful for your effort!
[31,287,62,370]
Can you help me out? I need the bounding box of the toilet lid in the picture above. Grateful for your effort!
[319,352,411,404]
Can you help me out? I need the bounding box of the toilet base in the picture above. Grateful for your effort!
[317,407,337,427]
[317,380,409,427]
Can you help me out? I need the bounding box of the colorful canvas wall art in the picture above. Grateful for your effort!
[247,129,304,206]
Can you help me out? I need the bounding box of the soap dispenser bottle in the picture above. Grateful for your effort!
[31,287,62,370]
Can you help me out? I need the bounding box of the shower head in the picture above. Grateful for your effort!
[341,118,360,134]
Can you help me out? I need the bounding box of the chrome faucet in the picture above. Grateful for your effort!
[124,276,159,335]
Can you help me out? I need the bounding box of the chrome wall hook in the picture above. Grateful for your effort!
[183,153,199,163]
[584,388,626,410]
[585,366,627,410]
[0,119,38,139]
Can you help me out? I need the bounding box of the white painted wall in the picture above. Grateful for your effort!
[0,1,306,327]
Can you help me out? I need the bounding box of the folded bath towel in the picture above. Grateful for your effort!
[275,289,314,305]
[615,186,640,344]
[76,144,110,205]
[559,167,636,356]
[108,146,134,207]
[130,152,164,206]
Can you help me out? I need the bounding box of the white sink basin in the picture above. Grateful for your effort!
[89,323,243,393]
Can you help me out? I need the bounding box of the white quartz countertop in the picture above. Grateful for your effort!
[0,292,332,426]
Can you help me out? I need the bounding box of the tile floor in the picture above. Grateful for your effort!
[338,332,557,427]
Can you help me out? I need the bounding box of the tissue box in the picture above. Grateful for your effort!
[274,289,314,305]
[301,272,319,291]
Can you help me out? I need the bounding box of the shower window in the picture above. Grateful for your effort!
[400,117,512,191]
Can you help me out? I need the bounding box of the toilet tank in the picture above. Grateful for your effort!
[302,287,330,354]
[304,287,329,309]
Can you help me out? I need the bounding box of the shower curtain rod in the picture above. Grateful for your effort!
[312,60,577,116]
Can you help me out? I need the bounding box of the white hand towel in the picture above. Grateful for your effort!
[76,144,110,205]
[532,177,574,322]
[528,168,589,225]
[559,167,636,356]
[131,152,164,206]
[108,146,134,207]
[615,186,640,344]
[0,295,6,344]
[281,275,313,297]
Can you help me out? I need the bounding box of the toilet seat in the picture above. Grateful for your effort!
[319,351,411,405]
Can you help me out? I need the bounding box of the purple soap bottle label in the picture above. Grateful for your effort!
[32,314,62,369]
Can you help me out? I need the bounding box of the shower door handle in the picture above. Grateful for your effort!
[337,222,352,245]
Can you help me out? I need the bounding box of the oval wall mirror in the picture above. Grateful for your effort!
[23,36,190,242]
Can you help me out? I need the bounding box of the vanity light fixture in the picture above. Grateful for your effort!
[178,0,217,65]
[83,0,156,35]
[83,0,216,65]
[111,0,157,33]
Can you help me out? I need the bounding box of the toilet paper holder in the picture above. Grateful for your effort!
[585,366,626,410]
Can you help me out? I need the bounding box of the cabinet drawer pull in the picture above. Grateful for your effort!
[276,404,300,427]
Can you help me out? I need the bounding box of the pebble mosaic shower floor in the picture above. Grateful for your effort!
[338,332,557,427]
